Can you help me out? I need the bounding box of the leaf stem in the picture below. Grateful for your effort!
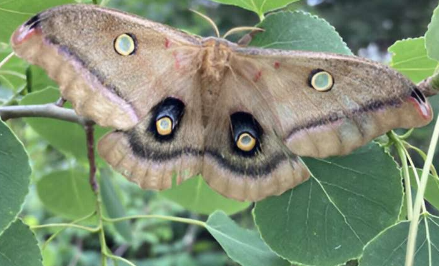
[404,142,438,177]
[405,113,439,266]
[31,223,100,232]
[103,215,207,228]
[41,211,97,250]
[0,52,14,70]
[401,146,427,213]
[104,252,136,266]
[391,132,413,220]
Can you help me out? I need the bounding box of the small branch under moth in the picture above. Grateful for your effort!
[55,97,67,107]
[0,104,90,125]
[85,121,98,193]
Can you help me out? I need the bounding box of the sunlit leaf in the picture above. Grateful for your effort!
[250,11,352,55]
[389,37,438,83]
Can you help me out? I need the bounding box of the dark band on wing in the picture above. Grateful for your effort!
[126,130,202,161]
[205,149,295,177]
[286,96,405,138]
[125,129,294,177]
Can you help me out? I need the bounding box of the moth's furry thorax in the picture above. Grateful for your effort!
[200,37,235,81]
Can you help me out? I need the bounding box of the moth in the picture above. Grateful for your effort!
[11,4,435,201]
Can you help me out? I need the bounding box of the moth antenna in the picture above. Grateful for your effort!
[190,9,220,38]
[223,27,264,39]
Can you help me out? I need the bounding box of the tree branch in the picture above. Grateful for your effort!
[418,72,439,97]
[85,122,98,193]
[0,104,90,125]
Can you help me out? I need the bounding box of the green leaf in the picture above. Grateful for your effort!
[0,0,75,43]
[206,211,289,266]
[360,214,439,266]
[36,169,96,219]
[20,88,109,162]
[389,37,438,83]
[0,120,31,234]
[249,11,352,55]
[426,4,439,61]
[209,0,300,19]
[408,167,439,211]
[99,168,133,242]
[160,175,250,215]
[254,143,403,266]
[0,219,42,266]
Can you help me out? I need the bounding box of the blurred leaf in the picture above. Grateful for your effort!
[134,252,201,266]
[99,168,133,242]
[408,167,439,210]
[254,143,403,266]
[0,219,42,266]
[41,244,57,266]
[0,0,74,43]
[360,215,439,266]
[0,47,27,105]
[249,11,352,55]
[20,88,109,162]
[36,169,96,219]
[426,4,439,61]
[209,0,300,18]
[389,37,438,83]
[205,211,289,266]
[160,175,250,215]
[0,120,31,234]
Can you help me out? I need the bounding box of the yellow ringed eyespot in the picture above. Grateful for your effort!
[156,117,173,136]
[114,33,136,56]
[237,132,256,152]
[310,70,334,92]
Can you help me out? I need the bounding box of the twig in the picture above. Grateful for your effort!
[55,97,67,107]
[102,214,206,227]
[85,122,98,193]
[31,223,100,232]
[418,72,439,97]
[0,52,14,69]
[0,104,89,125]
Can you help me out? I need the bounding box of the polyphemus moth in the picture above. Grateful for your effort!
[11,4,436,201]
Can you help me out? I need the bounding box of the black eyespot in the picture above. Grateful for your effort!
[230,112,263,156]
[24,13,41,30]
[148,97,185,142]
[411,87,426,103]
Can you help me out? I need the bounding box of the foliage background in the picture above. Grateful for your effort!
[0,0,439,266]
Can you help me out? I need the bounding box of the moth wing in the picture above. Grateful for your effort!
[12,4,201,130]
[98,73,204,190]
[231,47,434,158]
[201,69,310,202]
